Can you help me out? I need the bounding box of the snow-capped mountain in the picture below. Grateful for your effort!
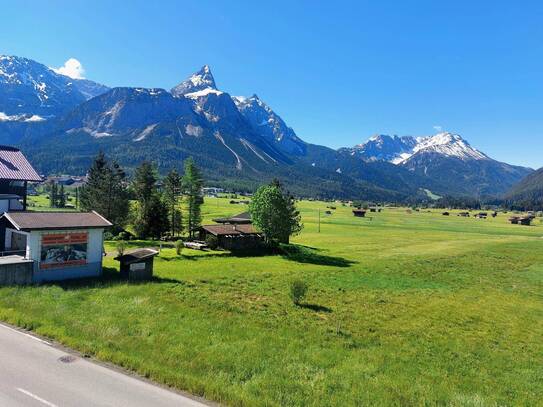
[171,66,306,156]
[343,135,417,163]
[170,65,217,97]
[0,55,532,200]
[341,132,531,196]
[233,94,306,156]
[0,55,108,118]
[345,133,487,165]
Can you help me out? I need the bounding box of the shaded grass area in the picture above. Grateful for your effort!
[0,200,542,406]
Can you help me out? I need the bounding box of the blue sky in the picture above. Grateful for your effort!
[1,0,542,168]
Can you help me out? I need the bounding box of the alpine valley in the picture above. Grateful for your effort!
[0,55,534,201]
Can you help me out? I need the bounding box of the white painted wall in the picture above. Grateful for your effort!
[26,228,105,280]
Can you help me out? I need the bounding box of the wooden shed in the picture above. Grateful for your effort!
[196,224,263,251]
[115,248,159,281]
[509,215,534,226]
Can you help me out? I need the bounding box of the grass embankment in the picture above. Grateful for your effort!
[0,199,542,406]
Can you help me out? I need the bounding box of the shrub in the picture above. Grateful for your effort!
[119,231,134,241]
[205,235,219,250]
[103,231,114,241]
[290,279,308,305]
[174,240,184,255]
[116,240,127,257]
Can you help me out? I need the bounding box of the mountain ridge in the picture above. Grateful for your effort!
[0,56,533,200]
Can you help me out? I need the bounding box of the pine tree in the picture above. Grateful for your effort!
[79,152,130,227]
[58,184,66,208]
[163,169,183,237]
[49,181,57,208]
[182,158,204,238]
[132,162,170,239]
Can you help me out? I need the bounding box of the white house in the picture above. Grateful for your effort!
[0,211,112,283]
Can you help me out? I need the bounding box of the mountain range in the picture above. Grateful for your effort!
[505,167,543,210]
[0,55,536,201]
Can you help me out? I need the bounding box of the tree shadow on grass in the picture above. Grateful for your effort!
[48,267,182,291]
[298,303,333,313]
[279,244,356,268]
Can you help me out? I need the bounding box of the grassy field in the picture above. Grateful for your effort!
[0,198,542,406]
[27,192,78,212]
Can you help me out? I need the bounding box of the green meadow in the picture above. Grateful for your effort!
[0,198,542,406]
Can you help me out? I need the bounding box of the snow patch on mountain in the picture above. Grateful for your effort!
[184,88,224,98]
[171,65,217,97]
[0,112,46,122]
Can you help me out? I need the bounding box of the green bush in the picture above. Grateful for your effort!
[290,279,308,305]
[174,240,184,255]
[116,240,127,257]
[205,235,219,250]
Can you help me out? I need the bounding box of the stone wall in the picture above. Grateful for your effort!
[0,260,33,285]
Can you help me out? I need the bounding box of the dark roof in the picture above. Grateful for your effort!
[1,211,112,231]
[200,224,260,236]
[212,211,252,224]
[0,146,42,182]
[115,248,159,264]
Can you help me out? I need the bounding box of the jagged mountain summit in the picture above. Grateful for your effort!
[170,65,217,97]
[345,132,487,164]
[233,94,306,156]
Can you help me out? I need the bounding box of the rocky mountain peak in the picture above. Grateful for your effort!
[171,65,217,97]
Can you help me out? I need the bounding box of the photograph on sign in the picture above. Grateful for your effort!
[40,233,88,269]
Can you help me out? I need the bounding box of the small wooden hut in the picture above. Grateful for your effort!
[115,248,159,281]
[352,209,366,217]
[196,224,263,251]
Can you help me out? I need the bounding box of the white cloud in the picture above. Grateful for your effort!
[52,58,85,79]
[433,125,443,132]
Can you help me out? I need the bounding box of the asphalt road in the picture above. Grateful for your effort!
[0,323,207,407]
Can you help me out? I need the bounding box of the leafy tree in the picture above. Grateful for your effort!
[132,162,170,239]
[80,152,130,227]
[163,169,183,237]
[182,158,204,237]
[249,179,303,244]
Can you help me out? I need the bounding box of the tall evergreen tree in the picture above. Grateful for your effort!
[58,184,66,208]
[49,181,57,208]
[132,162,170,239]
[79,152,130,227]
[182,158,204,237]
[163,169,183,237]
